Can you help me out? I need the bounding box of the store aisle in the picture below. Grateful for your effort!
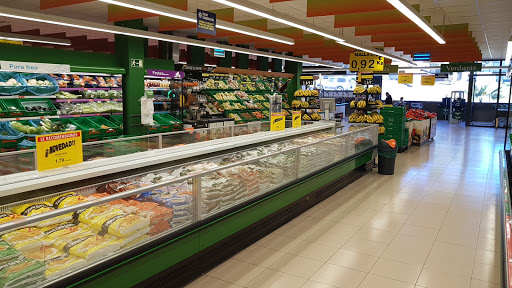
[186,121,503,288]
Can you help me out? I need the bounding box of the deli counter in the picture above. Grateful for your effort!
[0,122,378,288]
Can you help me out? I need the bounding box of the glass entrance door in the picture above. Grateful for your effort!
[470,75,500,126]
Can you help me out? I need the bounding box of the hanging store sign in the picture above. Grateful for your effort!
[435,73,449,79]
[421,75,436,86]
[440,62,482,72]
[36,131,83,172]
[197,9,217,36]
[270,113,285,131]
[147,69,185,79]
[0,40,22,45]
[358,73,374,85]
[398,73,413,84]
[0,61,70,74]
[349,51,384,72]
[213,49,225,58]
[374,65,399,74]
[292,111,302,128]
[300,75,314,86]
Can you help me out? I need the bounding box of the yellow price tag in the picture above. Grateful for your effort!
[421,75,435,86]
[270,113,286,131]
[398,73,414,84]
[0,40,22,45]
[36,131,83,172]
[350,52,384,72]
[292,111,302,128]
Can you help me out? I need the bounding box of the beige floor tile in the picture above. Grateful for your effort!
[436,227,479,248]
[416,268,471,288]
[381,203,417,215]
[369,258,422,284]
[469,279,500,288]
[289,241,338,262]
[472,264,500,284]
[232,245,286,268]
[406,209,446,229]
[289,215,330,230]
[424,242,476,277]
[359,274,414,288]
[331,212,372,226]
[398,224,438,243]
[474,250,500,267]
[353,227,396,244]
[327,249,378,272]
[255,234,302,252]
[206,259,266,286]
[477,236,501,252]
[270,254,324,279]
[341,237,388,257]
[246,269,307,288]
[304,229,351,249]
[373,211,410,223]
[273,223,321,240]
[316,221,362,238]
[364,218,404,233]
[310,263,366,288]
[185,275,244,288]
[300,280,337,288]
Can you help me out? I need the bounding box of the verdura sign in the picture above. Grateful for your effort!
[441,62,482,72]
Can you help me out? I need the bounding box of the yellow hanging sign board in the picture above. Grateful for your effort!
[0,40,23,45]
[398,73,414,84]
[270,113,286,131]
[421,75,436,86]
[349,51,384,72]
[292,111,302,128]
[36,131,83,172]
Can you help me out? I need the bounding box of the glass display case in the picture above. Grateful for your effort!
[0,123,377,287]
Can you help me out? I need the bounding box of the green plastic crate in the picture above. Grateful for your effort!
[1,99,25,117]
[0,101,8,117]
[89,116,121,136]
[19,99,58,117]
[59,118,102,142]
[154,113,183,130]
[152,115,172,133]
[108,115,123,130]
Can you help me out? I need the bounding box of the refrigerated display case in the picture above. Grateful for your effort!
[0,122,378,288]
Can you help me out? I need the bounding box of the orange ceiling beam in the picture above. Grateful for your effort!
[109,0,187,22]
[307,0,394,17]
[160,7,234,32]
[40,0,94,9]
[334,10,410,27]
[356,23,424,36]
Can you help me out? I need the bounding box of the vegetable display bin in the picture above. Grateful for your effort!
[0,100,9,117]
[19,99,58,116]
[0,72,27,96]
[22,73,59,96]
[60,118,102,142]
[89,116,121,136]
[0,122,24,149]
[152,115,172,133]
[108,115,124,130]
[1,99,26,117]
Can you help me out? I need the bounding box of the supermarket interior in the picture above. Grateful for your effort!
[0,0,511,287]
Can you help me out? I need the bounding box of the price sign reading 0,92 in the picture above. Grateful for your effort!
[349,52,384,72]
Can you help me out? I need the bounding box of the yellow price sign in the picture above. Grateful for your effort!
[0,40,23,45]
[349,52,384,72]
[398,73,414,84]
[36,131,83,172]
[270,113,286,131]
[421,75,435,86]
[292,111,302,128]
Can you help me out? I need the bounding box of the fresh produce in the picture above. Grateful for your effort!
[356,101,367,109]
[350,101,356,108]
[367,85,382,94]
[55,91,79,99]
[213,92,238,101]
[11,122,41,135]
[228,113,242,121]
[0,78,22,86]
[252,111,266,119]
[349,112,383,123]
[293,89,318,97]
[302,114,311,121]
[378,126,385,134]
[310,113,321,121]
[406,109,437,120]
[27,79,53,86]
[353,86,366,94]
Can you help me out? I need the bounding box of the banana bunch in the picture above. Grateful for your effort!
[291,100,302,108]
[353,86,366,94]
[349,112,364,123]
[294,89,317,97]
[356,101,367,109]
[311,90,319,96]
[350,101,356,108]
[310,113,322,121]
[378,126,386,135]
[367,85,382,94]
[375,100,384,109]
[301,101,309,108]
[302,114,312,121]
[370,112,384,123]
[294,90,304,97]
[308,99,317,105]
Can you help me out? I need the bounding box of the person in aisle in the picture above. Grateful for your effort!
[396,97,405,107]
[385,92,393,104]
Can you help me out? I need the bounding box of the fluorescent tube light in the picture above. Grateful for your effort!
[505,37,512,65]
[0,32,71,46]
[337,41,416,65]
[0,7,342,68]
[212,0,345,43]
[98,0,294,45]
[387,0,446,44]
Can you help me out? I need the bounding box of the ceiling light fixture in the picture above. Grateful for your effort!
[505,37,512,65]
[212,0,345,43]
[97,0,295,45]
[337,41,417,65]
[0,32,71,46]
[386,0,446,44]
[0,7,342,68]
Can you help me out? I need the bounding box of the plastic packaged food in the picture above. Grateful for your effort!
[0,241,20,264]
[124,235,150,248]
[58,235,121,261]
[39,222,85,240]
[50,192,87,209]
[22,246,64,262]
[11,202,72,227]
[0,213,24,225]
[1,228,53,252]
[104,226,150,247]
[45,255,86,280]
[77,206,120,225]
[89,212,150,238]
[0,257,46,288]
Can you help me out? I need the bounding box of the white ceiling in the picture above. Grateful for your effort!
[0,0,510,60]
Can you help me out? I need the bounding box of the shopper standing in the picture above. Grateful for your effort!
[385,92,393,104]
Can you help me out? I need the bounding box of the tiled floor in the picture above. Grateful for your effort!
[186,121,503,288]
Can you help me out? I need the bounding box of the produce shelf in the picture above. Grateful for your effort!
[145,88,172,91]
[0,95,57,99]
[60,113,122,118]
[59,87,122,91]
[55,99,123,103]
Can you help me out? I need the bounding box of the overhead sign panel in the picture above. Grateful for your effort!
[441,62,482,72]
[197,9,217,36]
[349,50,384,72]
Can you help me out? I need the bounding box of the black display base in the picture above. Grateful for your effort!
[134,161,374,288]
